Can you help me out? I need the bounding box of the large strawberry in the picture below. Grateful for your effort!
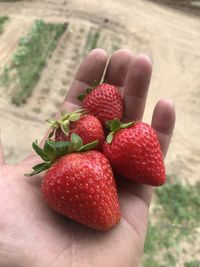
[78,83,123,125]
[26,134,120,230]
[47,109,105,150]
[103,119,165,186]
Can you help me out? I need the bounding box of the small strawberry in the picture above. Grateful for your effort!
[103,119,165,186]
[78,83,123,125]
[47,109,105,150]
[26,134,120,230]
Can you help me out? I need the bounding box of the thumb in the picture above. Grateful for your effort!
[0,131,5,165]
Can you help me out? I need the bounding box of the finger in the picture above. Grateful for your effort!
[123,54,152,122]
[0,135,5,165]
[64,48,108,111]
[119,99,175,206]
[104,49,133,93]
[151,99,176,157]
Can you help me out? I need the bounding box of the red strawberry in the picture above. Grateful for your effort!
[41,151,120,230]
[103,120,165,186]
[47,110,105,151]
[78,83,123,125]
[26,134,120,230]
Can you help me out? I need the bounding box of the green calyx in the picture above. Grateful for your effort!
[106,119,134,144]
[46,109,87,138]
[25,134,98,177]
[77,80,99,101]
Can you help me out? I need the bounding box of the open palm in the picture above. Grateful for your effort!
[0,49,175,267]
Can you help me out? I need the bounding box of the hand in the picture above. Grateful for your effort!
[0,49,175,267]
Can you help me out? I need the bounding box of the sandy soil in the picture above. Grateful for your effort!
[0,0,200,265]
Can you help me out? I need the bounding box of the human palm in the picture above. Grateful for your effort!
[0,49,175,267]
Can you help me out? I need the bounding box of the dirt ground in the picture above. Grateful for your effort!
[0,0,200,265]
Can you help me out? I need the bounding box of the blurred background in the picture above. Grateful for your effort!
[0,0,199,266]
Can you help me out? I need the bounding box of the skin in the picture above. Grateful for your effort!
[0,49,175,267]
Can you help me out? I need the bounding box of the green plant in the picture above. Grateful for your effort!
[12,20,67,105]
[0,65,10,85]
[0,16,9,33]
[84,28,100,54]
[143,180,200,267]
[155,180,200,226]
[0,20,67,105]
[184,260,200,267]
[163,252,176,266]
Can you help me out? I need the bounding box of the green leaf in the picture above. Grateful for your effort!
[61,120,70,136]
[92,80,99,87]
[32,162,50,170]
[48,129,55,138]
[106,132,114,144]
[85,88,92,94]
[54,141,71,157]
[60,110,67,117]
[45,119,57,127]
[32,141,50,161]
[105,120,112,130]
[25,162,52,177]
[62,111,70,120]
[77,94,86,101]
[110,119,121,132]
[67,109,87,121]
[120,122,134,129]
[106,119,133,135]
[70,133,83,152]
[68,113,81,122]
[43,139,56,161]
[79,140,98,152]
[74,108,87,114]
[48,139,71,158]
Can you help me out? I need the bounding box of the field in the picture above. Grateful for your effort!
[0,0,200,266]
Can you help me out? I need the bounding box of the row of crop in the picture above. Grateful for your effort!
[143,178,200,267]
[0,16,9,33]
[1,19,67,105]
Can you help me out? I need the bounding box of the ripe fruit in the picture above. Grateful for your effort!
[103,120,165,186]
[78,83,123,125]
[26,134,120,230]
[47,110,105,150]
[41,151,120,230]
